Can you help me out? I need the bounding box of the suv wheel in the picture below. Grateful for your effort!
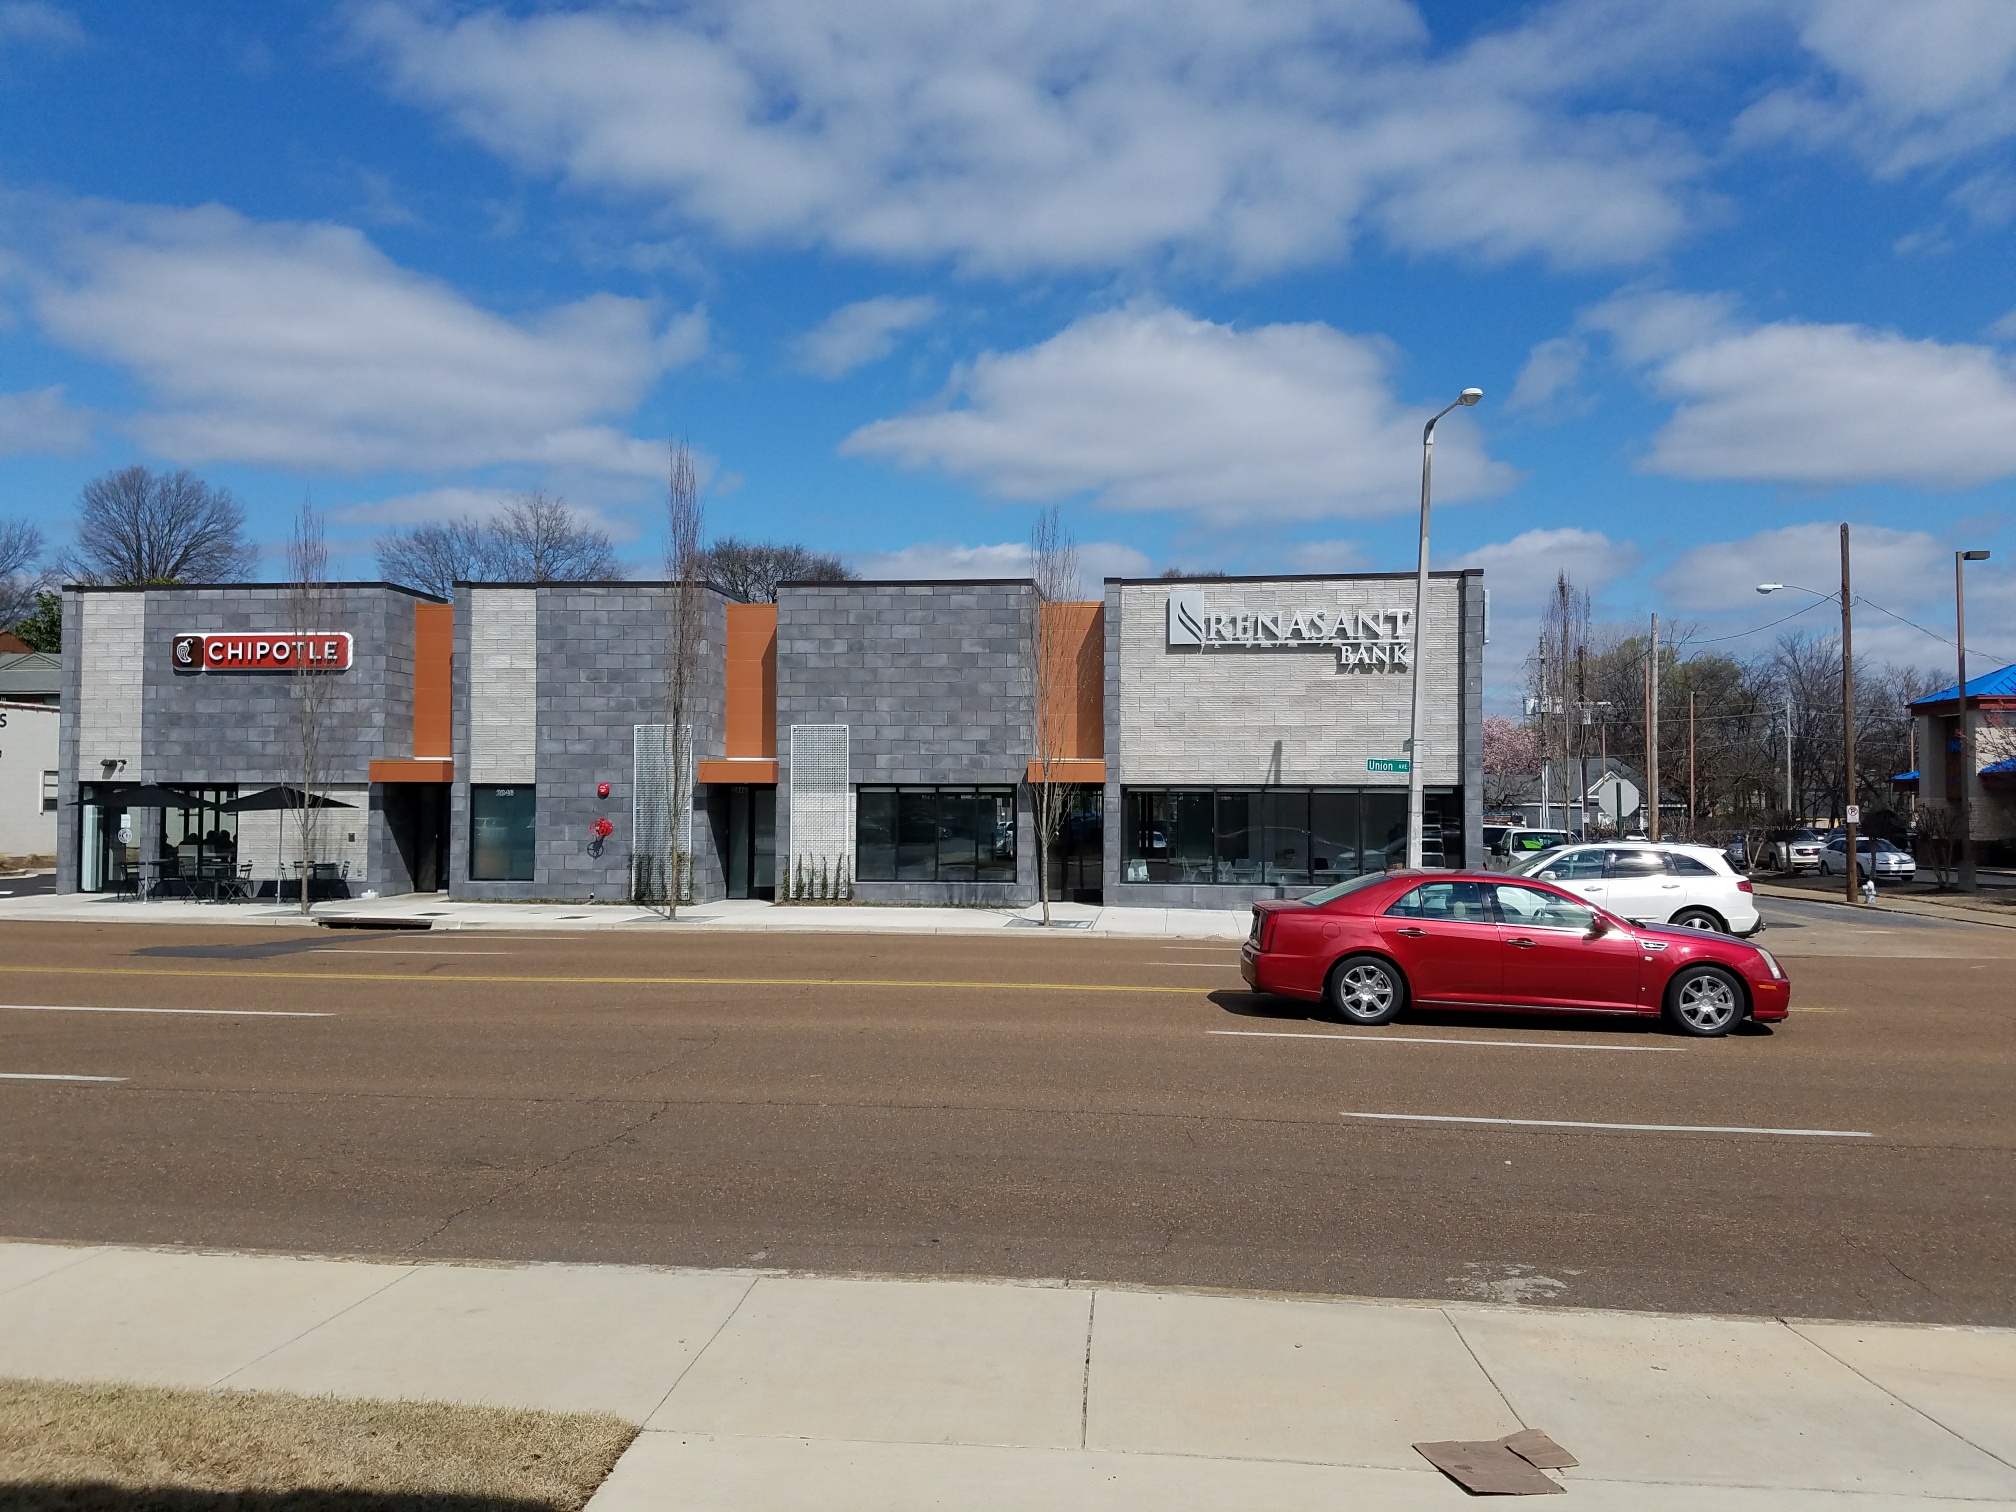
[1670,908,1726,933]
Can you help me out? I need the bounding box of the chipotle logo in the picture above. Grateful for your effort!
[171,632,354,672]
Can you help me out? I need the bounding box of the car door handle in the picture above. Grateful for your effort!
[1395,927,1426,937]
[1507,936,1536,948]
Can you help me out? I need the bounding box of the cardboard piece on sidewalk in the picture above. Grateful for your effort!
[1413,1440,1566,1495]
[1501,1428,1579,1470]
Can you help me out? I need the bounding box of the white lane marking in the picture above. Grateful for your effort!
[1153,961,1245,968]
[0,1072,125,1082]
[1214,1029,1676,1052]
[0,1004,331,1018]
[1342,1111,1873,1138]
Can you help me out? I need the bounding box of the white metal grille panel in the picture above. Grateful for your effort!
[787,724,851,896]
[631,724,693,902]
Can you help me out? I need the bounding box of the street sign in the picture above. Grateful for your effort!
[1846,804,1861,824]
[1592,774,1640,828]
[1367,758,1410,773]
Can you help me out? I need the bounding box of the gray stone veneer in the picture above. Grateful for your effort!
[775,581,1037,905]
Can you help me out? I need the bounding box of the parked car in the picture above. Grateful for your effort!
[1757,828,1825,873]
[1818,836,1916,880]
[1509,841,1762,936]
[1484,827,1571,868]
[1240,870,1789,1037]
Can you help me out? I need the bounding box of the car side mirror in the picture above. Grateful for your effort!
[1587,914,1612,938]
[1537,870,1559,881]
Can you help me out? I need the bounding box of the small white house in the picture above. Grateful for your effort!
[0,699,58,862]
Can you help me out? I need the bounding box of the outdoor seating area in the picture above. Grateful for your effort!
[78,783,358,904]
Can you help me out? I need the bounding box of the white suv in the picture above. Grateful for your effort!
[1512,842,1763,937]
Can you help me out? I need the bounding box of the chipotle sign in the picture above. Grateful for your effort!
[171,632,353,672]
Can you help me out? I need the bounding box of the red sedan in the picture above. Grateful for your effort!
[1239,870,1789,1038]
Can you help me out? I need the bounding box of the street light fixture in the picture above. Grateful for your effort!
[1406,387,1483,870]
[1957,549,1991,892]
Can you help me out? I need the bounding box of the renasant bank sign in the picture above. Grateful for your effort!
[1166,591,1412,671]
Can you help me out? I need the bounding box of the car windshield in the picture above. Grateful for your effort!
[1298,871,1397,907]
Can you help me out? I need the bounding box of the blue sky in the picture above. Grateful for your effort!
[3,0,2014,701]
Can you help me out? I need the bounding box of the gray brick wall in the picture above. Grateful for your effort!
[450,583,727,903]
[776,581,1037,905]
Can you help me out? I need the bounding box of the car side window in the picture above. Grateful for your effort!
[1605,849,1667,878]
[1492,884,1598,932]
[1666,853,1715,876]
[1386,880,1495,923]
[1539,848,1605,880]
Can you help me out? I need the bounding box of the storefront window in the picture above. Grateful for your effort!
[856,787,1017,882]
[470,785,536,881]
[1124,787,1464,884]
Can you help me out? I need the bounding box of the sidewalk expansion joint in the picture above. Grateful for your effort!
[209,1264,419,1389]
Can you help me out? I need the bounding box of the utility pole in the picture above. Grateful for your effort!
[1785,695,1794,818]
[1648,613,1661,842]
[1689,689,1697,838]
[1841,524,1859,905]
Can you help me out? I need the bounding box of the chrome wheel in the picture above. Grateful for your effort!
[1328,957,1404,1025]
[1672,909,1724,933]
[1667,966,1741,1037]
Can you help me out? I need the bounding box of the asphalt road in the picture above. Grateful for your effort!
[1,900,2012,1324]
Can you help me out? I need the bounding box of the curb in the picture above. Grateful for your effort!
[1751,880,2016,931]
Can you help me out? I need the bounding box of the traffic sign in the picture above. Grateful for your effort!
[1846,804,1860,824]
[1367,758,1410,773]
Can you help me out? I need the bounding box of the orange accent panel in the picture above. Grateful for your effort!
[1035,603,1104,762]
[698,758,778,786]
[413,602,454,758]
[725,603,778,759]
[1026,758,1106,785]
[371,758,455,783]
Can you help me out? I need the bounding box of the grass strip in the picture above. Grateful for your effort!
[0,1377,636,1511]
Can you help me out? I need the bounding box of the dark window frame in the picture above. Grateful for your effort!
[1122,785,1465,885]
[854,785,1017,883]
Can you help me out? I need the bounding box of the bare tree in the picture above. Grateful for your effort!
[659,445,706,919]
[373,492,619,596]
[702,538,851,602]
[1028,504,1081,926]
[373,518,495,599]
[287,500,333,917]
[492,491,621,581]
[67,467,258,584]
[0,516,44,631]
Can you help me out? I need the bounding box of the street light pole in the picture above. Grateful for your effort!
[1957,549,1991,892]
[1841,524,1859,905]
[1405,386,1482,870]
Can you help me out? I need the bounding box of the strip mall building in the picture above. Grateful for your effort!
[55,570,1485,909]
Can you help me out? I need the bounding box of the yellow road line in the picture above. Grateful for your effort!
[0,964,1201,995]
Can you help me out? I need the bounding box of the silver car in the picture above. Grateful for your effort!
[1818,836,1916,879]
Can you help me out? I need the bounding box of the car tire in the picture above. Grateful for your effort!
[1670,908,1726,933]
[1664,964,1745,1038]
[1326,954,1406,1026]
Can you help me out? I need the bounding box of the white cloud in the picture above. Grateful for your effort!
[0,2,83,47]
[1658,523,1949,614]
[352,0,1716,275]
[1591,292,2016,489]
[1449,527,1640,609]
[792,295,940,379]
[1283,539,1370,573]
[842,307,1516,526]
[0,385,91,455]
[1507,336,1587,413]
[27,201,705,475]
[1737,0,2016,175]
[850,537,1150,595]
[1989,309,2016,342]
[333,486,517,528]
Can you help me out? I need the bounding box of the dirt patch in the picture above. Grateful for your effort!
[0,1378,636,1511]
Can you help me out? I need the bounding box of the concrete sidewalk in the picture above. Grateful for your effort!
[1,1242,2011,1508]
[0,890,1251,939]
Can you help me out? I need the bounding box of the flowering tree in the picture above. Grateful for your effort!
[1483,715,1541,810]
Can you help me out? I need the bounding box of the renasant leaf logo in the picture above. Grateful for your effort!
[1166,591,1205,647]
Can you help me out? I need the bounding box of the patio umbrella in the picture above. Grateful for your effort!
[81,784,200,808]
[226,787,356,899]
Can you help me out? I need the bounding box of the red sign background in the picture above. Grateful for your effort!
[172,632,354,672]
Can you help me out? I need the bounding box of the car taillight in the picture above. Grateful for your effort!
[1737,879,1753,893]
